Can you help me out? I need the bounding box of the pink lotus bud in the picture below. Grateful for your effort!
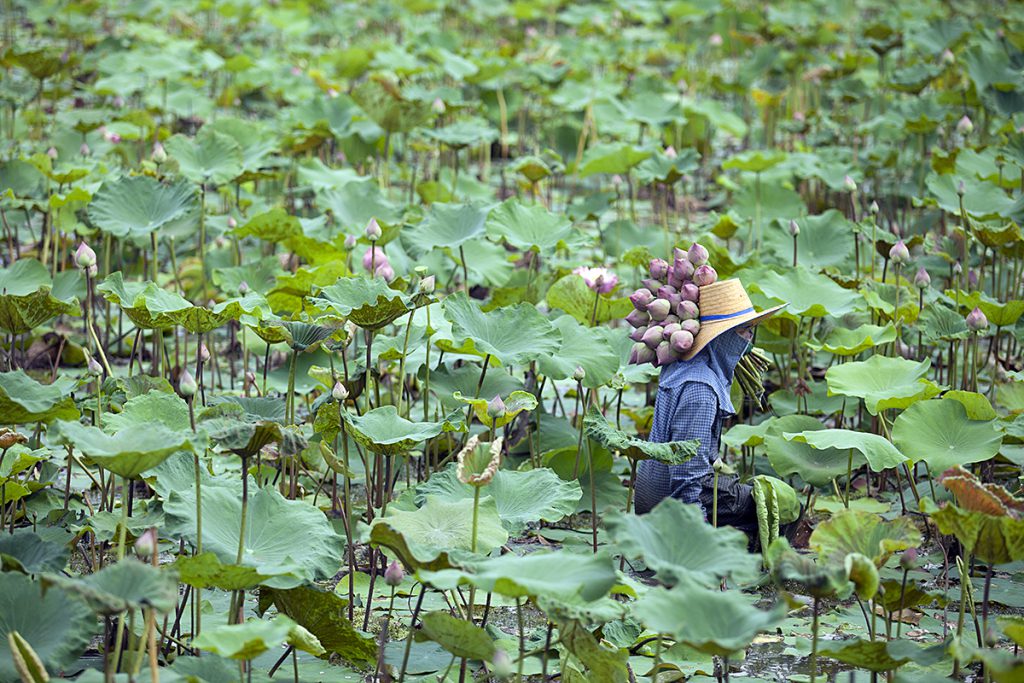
[647,299,671,322]
[672,247,687,262]
[179,369,198,398]
[957,180,965,196]
[375,262,395,282]
[238,280,250,294]
[656,285,677,300]
[649,258,669,280]
[654,341,680,367]
[630,288,654,311]
[199,343,210,363]
[843,175,857,192]
[365,217,382,241]
[75,241,97,268]
[672,257,694,281]
[941,49,955,65]
[47,146,58,160]
[332,381,349,401]
[88,264,97,277]
[966,307,988,332]
[661,323,681,340]
[670,329,694,353]
[956,115,973,136]
[573,366,586,382]
[227,216,237,229]
[953,261,963,276]
[487,395,506,419]
[291,66,302,76]
[968,269,978,289]
[384,560,405,587]
[661,314,679,326]
[344,234,357,250]
[665,146,677,159]
[362,246,387,272]
[869,200,880,215]
[87,354,103,377]
[625,308,650,328]
[635,343,656,365]
[152,142,167,163]
[709,33,723,46]
[134,527,157,558]
[327,88,339,98]
[914,267,930,289]
[80,142,91,156]
[641,326,665,349]
[680,319,700,336]
[693,265,718,287]
[679,283,700,302]
[676,300,699,320]
[888,240,910,265]
[899,547,918,571]
[687,243,709,267]
[419,275,436,293]
[788,219,800,237]
[641,278,663,293]
[629,326,648,342]
[667,271,684,290]
[431,97,446,114]
[612,174,623,187]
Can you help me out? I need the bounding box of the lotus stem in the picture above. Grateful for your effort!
[398,584,427,682]
[844,449,853,508]
[470,486,481,554]
[896,567,909,638]
[516,597,525,683]
[712,469,719,527]
[810,595,819,683]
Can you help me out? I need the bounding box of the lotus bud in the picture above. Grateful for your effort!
[75,241,96,269]
[134,527,157,558]
[953,261,963,276]
[362,246,387,272]
[365,217,382,241]
[625,308,650,328]
[843,175,857,192]
[629,326,648,342]
[709,33,723,46]
[899,547,918,571]
[647,299,671,321]
[693,264,718,287]
[641,326,665,349]
[80,142,91,156]
[713,457,726,473]
[941,48,955,65]
[332,381,349,402]
[630,288,654,311]
[376,262,395,282]
[238,280,250,295]
[869,200,880,215]
[687,242,709,267]
[956,180,965,196]
[649,258,669,280]
[680,319,700,336]
[665,145,677,159]
[384,560,405,587]
[788,219,800,237]
[87,354,103,377]
[888,240,910,265]
[672,257,694,281]
[667,271,684,290]
[491,649,514,679]
[656,285,677,300]
[655,341,680,367]
[662,322,681,340]
[419,275,436,293]
[487,395,506,419]
[670,329,694,354]
[628,344,639,364]
[199,343,210,363]
[641,278,663,293]
[572,366,586,382]
[340,234,356,250]
[612,174,623,187]
[152,141,167,163]
[431,97,446,114]
[88,263,97,277]
[956,115,973,136]
[676,300,699,320]
[914,267,930,289]
[46,146,58,160]
[968,269,978,289]
[966,307,988,332]
[672,247,686,261]
[633,342,656,365]
[179,368,198,398]
[661,314,680,326]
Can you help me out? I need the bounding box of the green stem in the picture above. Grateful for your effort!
[810,595,819,683]
[471,486,481,553]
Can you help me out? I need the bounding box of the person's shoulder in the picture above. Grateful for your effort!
[677,381,719,404]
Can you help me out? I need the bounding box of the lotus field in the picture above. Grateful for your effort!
[5,1,1024,682]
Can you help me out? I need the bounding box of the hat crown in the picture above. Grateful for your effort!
[697,279,754,321]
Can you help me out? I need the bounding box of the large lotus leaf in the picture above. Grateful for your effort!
[192,616,324,660]
[52,420,195,479]
[930,501,1024,565]
[892,399,1003,475]
[818,638,916,673]
[415,464,581,531]
[341,405,461,456]
[0,532,69,574]
[416,611,496,661]
[453,390,536,429]
[0,371,78,424]
[419,550,618,603]
[634,148,700,185]
[0,573,96,682]
[751,268,861,319]
[199,415,302,458]
[941,466,1024,516]
[425,118,498,149]
[410,202,489,251]
[810,509,922,567]
[783,429,907,473]
[103,391,191,433]
[577,142,651,177]
[258,585,376,665]
[164,485,344,589]
[584,405,698,464]
[765,427,862,487]
[204,117,278,173]
[538,318,622,387]
[763,210,854,270]
[805,323,898,356]
[98,272,245,332]
[825,355,940,415]
[0,259,80,334]
[545,277,632,328]
[351,78,432,134]
[174,552,271,591]
[485,199,579,253]
[605,498,759,586]
[918,304,970,343]
[441,291,560,366]
[319,180,403,233]
[633,581,785,657]
[423,364,524,413]
[87,176,198,242]
[723,150,787,173]
[370,495,507,561]
[310,276,422,330]
[42,558,178,614]
[165,129,244,185]
[927,173,1018,219]
[765,537,852,598]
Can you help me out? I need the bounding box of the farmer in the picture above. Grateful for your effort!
[633,279,786,538]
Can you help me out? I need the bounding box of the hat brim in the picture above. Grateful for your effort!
[681,303,788,361]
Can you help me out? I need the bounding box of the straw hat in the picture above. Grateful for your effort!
[681,278,787,360]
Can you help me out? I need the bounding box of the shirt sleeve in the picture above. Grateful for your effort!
[664,382,719,517]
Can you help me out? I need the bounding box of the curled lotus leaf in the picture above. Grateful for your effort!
[97,272,242,332]
[783,429,907,473]
[805,323,898,356]
[584,405,698,464]
[455,435,502,486]
[810,509,922,568]
[270,320,337,352]
[341,405,463,456]
[825,355,941,415]
[454,390,537,429]
[197,404,305,458]
[0,259,80,334]
[310,276,427,330]
[41,558,179,615]
[51,419,198,479]
[0,532,70,575]
[0,371,78,424]
[765,537,852,599]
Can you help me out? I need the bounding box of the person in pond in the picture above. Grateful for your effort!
[633,279,787,539]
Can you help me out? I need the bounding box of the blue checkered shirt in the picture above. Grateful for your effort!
[633,381,723,517]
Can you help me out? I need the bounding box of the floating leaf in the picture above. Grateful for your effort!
[191,616,323,660]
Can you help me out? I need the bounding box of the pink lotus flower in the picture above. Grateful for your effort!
[574,266,618,294]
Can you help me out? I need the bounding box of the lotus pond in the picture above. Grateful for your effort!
[3,1,1024,682]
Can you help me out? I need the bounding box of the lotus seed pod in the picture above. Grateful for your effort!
[662,323,681,340]
[179,369,198,398]
[647,299,671,321]
[332,381,349,401]
[572,366,586,382]
[365,217,382,241]
[0,429,26,450]
[956,115,973,136]
[384,560,405,587]
[625,308,651,329]
[914,267,931,289]
[152,141,167,164]
[843,175,857,192]
[888,240,910,265]
[966,307,988,332]
[487,395,506,419]
[649,258,669,280]
[679,283,700,302]
[670,329,694,354]
[75,241,96,268]
[788,219,800,237]
[641,326,665,349]
[654,341,680,367]
[629,326,648,342]
[641,278,663,293]
[693,264,718,287]
[680,319,700,336]
[629,288,654,311]
[687,242,709,267]
[676,300,699,320]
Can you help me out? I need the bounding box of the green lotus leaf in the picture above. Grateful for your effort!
[204,117,278,174]
[892,399,1003,475]
[634,148,700,185]
[415,463,581,532]
[192,616,324,660]
[998,616,1024,648]
[765,537,851,598]
[927,173,1018,220]
[319,179,403,233]
[441,291,560,367]
[0,573,96,682]
[0,259,80,334]
[810,509,922,567]
[537,318,622,387]
[97,272,238,332]
[924,494,1024,566]
[341,405,462,456]
[873,578,936,613]
[351,78,432,134]
[371,495,507,561]
[102,391,191,433]
[805,323,898,356]
[198,411,303,458]
[948,290,1024,328]
[453,390,537,429]
[164,485,344,589]
[760,415,863,487]
[409,202,489,251]
[232,207,301,243]
[577,142,651,177]
[0,371,78,424]
[605,497,759,586]
[87,176,198,243]
[367,520,459,573]
[942,391,997,421]
[819,638,915,673]
[42,558,178,614]
[423,364,524,413]
[751,475,801,553]
[257,585,377,666]
[583,405,697,466]
[783,429,907,473]
[310,276,423,330]
[825,355,941,415]
[51,420,196,479]
[425,118,498,149]
[763,210,856,270]
[270,320,336,352]
[0,532,69,575]
[723,149,787,173]
[751,268,861,319]
[633,580,786,657]
[417,611,496,661]
[917,304,970,343]
[165,128,244,185]
[844,552,881,601]
[173,552,271,591]
[545,276,632,328]
[485,198,580,253]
